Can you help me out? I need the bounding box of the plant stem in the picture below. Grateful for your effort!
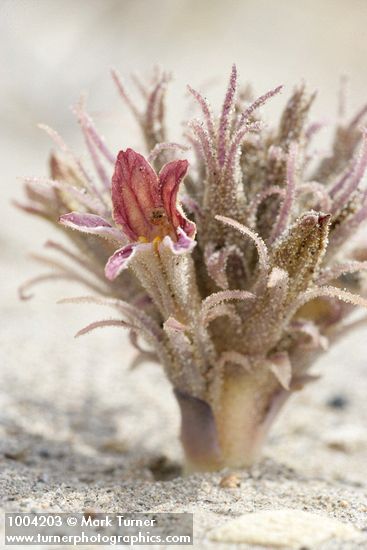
[175,368,289,472]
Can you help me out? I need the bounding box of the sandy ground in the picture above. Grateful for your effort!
[1,253,367,548]
[2,1,367,548]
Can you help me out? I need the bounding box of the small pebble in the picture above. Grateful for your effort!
[324,424,367,453]
[219,474,241,488]
[326,395,349,410]
[39,448,51,459]
[37,473,49,483]
[83,508,98,520]
[99,439,128,453]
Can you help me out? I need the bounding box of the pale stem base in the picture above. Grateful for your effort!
[175,368,289,473]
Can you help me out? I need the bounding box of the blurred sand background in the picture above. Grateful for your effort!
[1,1,367,548]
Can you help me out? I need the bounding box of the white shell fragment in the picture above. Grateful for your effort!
[208,508,360,548]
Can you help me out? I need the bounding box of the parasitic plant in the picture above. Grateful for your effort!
[17,66,367,472]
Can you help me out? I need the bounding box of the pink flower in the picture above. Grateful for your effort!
[111,149,195,241]
[60,149,196,280]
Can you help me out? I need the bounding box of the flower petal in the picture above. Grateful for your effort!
[104,243,138,280]
[59,212,125,241]
[159,159,196,238]
[161,228,196,254]
[112,148,160,240]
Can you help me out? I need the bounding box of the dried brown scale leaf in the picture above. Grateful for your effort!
[271,212,330,302]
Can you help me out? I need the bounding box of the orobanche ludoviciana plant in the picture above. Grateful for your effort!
[18,66,367,472]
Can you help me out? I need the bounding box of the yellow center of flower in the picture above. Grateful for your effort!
[152,236,162,252]
[138,235,162,253]
[137,208,176,245]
